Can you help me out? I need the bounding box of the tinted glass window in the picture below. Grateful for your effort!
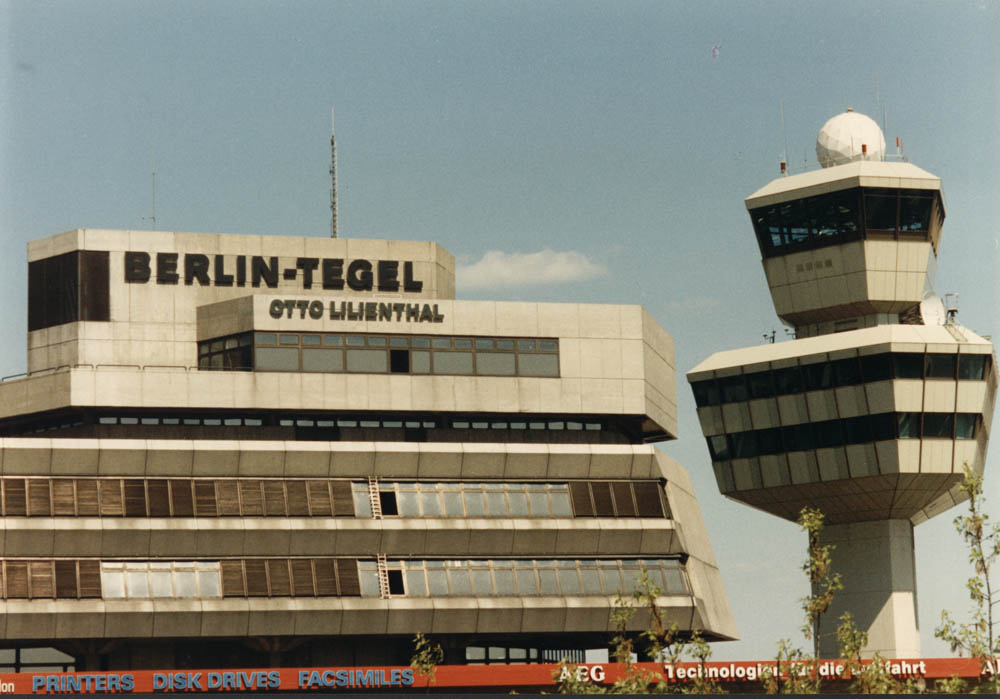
[843,416,873,444]
[730,432,758,459]
[955,414,978,439]
[922,413,954,438]
[773,367,803,395]
[897,413,921,438]
[865,192,898,231]
[833,358,862,386]
[860,354,892,382]
[517,354,559,377]
[925,354,956,379]
[719,375,748,403]
[871,413,896,441]
[893,354,924,379]
[958,355,987,381]
[898,193,933,232]
[692,380,721,407]
[803,363,834,391]
[256,347,298,371]
[757,428,782,455]
[815,420,844,448]
[745,372,774,399]
[783,423,814,452]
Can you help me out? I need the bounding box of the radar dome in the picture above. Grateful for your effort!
[816,109,886,168]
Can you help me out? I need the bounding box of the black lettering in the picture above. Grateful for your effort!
[330,301,344,320]
[347,259,373,291]
[308,300,324,319]
[156,252,179,284]
[269,300,284,318]
[377,260,400,292]
[403,261,423,292]
[124,251,151,283]
[184,254,210,285]
[296,300,309,318]
[283,267,297,280]
[252,256,279,288]
[406,304,419,321]
[433,304,444,322]
[378,303,392,321]
[420,304,434,322]
[297,258,320,288]
[236,256,247,286]
[284,300,296,318]
[214,255,234,286]
[365,302,377,321]
[322,258,345,290]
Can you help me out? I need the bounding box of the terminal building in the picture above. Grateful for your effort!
[688,110,996,658]
[0,229,735,671]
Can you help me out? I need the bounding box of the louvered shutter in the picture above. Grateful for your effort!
[569,482,593,517]
[54,560,78,598]
[123,480,147,517]
[27,480,51,516]
[194,481,217,516]
[240,481,264,515]
[262,481,286,516]
[5,562,29,598]
[220,561,246,597]
[591,482,614,516]
[99,480,124,516]
[170,480,194,516]
[78,561,102,598]
[4,479,27,516]
[29,561,54,598]
[75,480,99,515]
[215,481,240,516]
[146,480,171,516]
[306,481,332,516]
[291,559,315,596]
[633,482,666,518]
[52,480,76,515]
[244,560,269,597]
[330,481,354,517]
[611,482,636,517]
[336,559,360,596]
[267,560,291,596]
[286,481,309,516]
[313,559,338,596]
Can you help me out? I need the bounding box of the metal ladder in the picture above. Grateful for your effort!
[376,554,391,599]
[368,476,382,519]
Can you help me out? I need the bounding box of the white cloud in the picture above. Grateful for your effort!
[456,248,607,290]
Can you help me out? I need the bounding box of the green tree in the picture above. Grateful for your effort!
[935,465,1000,694]
[410,632,444,690]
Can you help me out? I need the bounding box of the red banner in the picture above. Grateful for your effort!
[2,657,994,693]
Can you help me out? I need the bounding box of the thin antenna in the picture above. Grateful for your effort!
[142,150,157,231]
[779,98,789,174]
[330,106,338,239]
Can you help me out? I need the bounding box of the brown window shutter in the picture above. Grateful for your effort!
[569,482,593,517]
[286,481,309,516]
[54,560,78,598]
[262,481,286,516]
[306,481,332,516]
[29,561,55,598]
[27,480,52,516]
[591,482,614,516]
[336,559,360,596]
[99,480,124,516]
[5,562,29,598]
[146,480,171,516]
[244,560,269,597]
[240,481,264,516]
[4,479,27,516]
[78,561,102,598]
[75,480,99,516]
[194,481,217,517]
[330,481,354,517]
[170,480,194,517]
[633,482,666,518]
[215,481,240,516]
[267,560,292,596]
[220,561,246,597]
[52,480,76,516]
[313,559,338,596]
[123,480,147,517]
[291,559,315,596]
[612,482,637,517]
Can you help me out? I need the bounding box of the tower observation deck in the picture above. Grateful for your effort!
[688,110,996,658]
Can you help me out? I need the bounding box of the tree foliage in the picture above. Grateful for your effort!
[409,632,444,689]
[934,465,1000,694]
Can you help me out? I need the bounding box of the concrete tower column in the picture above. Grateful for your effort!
[816,520,919,659]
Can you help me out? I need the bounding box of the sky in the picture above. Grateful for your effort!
[2,0,998,662]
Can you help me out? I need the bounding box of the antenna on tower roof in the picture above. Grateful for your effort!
[330,106,338,239]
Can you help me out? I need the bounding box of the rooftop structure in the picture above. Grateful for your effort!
[0,228,735,670]
[688,110,996,658]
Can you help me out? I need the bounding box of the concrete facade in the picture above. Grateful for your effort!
[1,229,735,670]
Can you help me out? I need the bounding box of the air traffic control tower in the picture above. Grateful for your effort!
[688,110,996,658]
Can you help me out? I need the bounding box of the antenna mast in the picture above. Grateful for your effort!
[330,107,338,239]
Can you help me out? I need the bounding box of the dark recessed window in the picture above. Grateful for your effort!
[925,354,957,379]
[379,491,398,516]
[387,570,405,595]
[922,413,954,439]
[390,349,409,373]
[958,355,987,381]
[893,354,924,379]
[860,354,892,382]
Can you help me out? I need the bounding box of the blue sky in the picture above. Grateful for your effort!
[2,0,998,661]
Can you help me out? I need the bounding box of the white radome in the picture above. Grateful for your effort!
[816,109,886,168]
